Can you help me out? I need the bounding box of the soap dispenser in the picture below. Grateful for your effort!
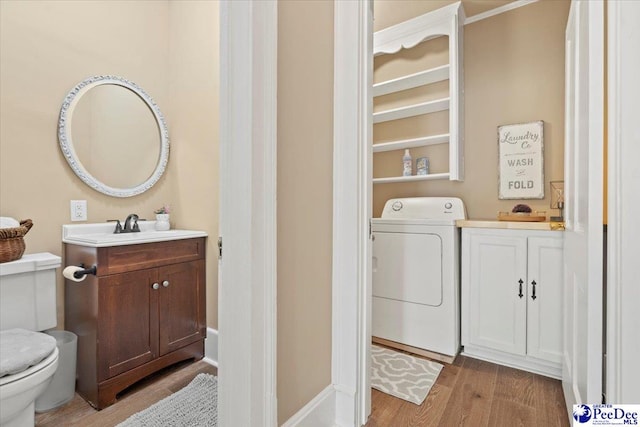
[402,149,412,176]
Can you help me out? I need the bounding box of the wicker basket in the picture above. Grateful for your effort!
[0,219,33,263]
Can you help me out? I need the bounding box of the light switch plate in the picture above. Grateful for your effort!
[70,200,87,221]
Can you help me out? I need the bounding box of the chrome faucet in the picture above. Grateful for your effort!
[123,214,140,233]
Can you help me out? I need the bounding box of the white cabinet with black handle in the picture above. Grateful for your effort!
[461,227,563,378]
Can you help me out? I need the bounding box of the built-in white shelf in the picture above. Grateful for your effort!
[373,134,449,153]
[373,1,464,181]
[374,2,466,56]
[373,97,449,124]
[373,173,450,184]
[373,65,450,97]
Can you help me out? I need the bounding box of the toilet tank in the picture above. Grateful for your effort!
[0,253,61,331]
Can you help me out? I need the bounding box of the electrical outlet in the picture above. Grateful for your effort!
[70,200,87,221]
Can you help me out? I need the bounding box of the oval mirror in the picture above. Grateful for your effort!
[58,75,169,197]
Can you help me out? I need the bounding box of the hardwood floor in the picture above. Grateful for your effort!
[366,353,569,427]
[35,360,217,427]
[35,353,567,426]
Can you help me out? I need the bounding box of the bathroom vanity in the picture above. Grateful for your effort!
[63,224,207,409]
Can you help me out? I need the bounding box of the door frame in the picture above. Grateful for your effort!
[562,0,604,410]
[332,1,373,425]
[606,0,640,404]
[332,0,640,425]
[218,1,278,426]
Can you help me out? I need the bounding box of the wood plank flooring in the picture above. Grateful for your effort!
[35,352,567,426]
[366,353,569,427]
[35,360,216,427]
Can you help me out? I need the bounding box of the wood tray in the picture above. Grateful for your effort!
[498,212,546,222]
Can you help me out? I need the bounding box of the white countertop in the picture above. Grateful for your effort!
[62,222,207,247]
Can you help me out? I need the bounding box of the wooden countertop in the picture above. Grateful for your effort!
[456,219,565,231]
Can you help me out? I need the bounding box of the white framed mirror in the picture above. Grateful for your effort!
[58,75,169,197]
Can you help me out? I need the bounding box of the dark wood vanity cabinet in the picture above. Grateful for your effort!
[65,238,206,409]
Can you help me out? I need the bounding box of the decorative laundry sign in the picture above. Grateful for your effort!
[498,121,544,199]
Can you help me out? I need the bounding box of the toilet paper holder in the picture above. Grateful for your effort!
[73,264,96,279]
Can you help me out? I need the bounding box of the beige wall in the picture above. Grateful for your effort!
[373,0,570,219]
[168,1,219,330]
[0,1,219,329]
[277,0,334,423]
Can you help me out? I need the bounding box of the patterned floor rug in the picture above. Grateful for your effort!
[117,373,217,426]
[371,345,443,405]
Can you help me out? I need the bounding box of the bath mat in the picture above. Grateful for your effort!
[117,373,217,427]
[371,345,443,405]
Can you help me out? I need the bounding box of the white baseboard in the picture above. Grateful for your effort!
[462,346,561,379]
[562,379,578,425]
[334,384,358,427]
[281,384,338,427]
[203,327,218,367]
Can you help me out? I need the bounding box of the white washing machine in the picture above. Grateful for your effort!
[372,197,466,357]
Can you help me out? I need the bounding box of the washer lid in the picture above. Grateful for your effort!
[379,197,466,220]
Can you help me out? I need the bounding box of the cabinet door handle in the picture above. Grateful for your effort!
[531,280,537,300]
[152,283,160,290]
[518,279,524,298]
[162,280,170,288]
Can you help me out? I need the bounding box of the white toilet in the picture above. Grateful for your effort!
[0,253,61,427]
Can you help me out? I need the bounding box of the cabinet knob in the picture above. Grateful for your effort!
[163,280,170,288]
[152,283,160,290]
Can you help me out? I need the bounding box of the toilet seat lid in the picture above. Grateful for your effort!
[0,329,57,378]
[0,347,58,387]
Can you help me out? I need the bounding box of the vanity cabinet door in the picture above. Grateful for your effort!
[464,232,528,355]
[157,260,206,356]
[97,268,159,381]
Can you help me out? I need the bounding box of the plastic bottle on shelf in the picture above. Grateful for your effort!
[402,149,412,176]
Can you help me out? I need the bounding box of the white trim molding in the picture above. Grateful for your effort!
[203,327,219,367]
[464,0,539,25]
[606,0,640,405]
[374,2,464,56]
[333,1,373,426]
[281,386,337,427]
[219,1,277,426]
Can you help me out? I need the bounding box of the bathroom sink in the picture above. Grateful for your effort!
[62,222,207,247]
